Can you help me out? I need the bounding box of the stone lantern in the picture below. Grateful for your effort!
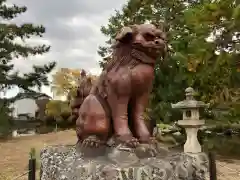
[171,87,208,153]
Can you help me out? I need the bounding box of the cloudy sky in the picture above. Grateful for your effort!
[5,0,128,98]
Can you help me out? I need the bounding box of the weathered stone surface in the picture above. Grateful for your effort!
[40,145,209,180]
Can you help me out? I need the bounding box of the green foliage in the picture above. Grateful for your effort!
[98,0,240,123]
[45,100,74,129]
[0,98,12,138]
[218,102,240,123]
[202,135,240,157]
[45,100,71,122]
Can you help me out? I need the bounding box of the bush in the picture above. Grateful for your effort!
[60,111,71,121]
[43,100,75,130]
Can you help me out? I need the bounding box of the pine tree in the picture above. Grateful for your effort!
[0,0,56,93]
[0,0,56,133]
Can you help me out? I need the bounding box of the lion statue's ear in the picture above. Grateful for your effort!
[115,25,137,43]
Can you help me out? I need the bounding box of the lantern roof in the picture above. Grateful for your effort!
[171,87,209,109]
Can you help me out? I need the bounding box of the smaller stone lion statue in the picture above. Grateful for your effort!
[70,70,93,122]
[76,23,167,148]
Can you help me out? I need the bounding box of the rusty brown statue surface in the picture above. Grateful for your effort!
[76,24,167,149]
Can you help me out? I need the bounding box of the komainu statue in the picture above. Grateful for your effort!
[76,24,167,149]
[70,70,93,122]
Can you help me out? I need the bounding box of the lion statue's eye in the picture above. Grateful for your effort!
[144,33,155,41]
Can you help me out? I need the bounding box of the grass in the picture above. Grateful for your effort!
[0,129,240,180]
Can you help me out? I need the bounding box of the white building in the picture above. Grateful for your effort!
[9,92,51,137]
[10,98,38,118]
[9,92,51,119]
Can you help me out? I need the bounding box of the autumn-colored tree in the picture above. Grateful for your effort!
[51,68,81,98]
[45,100,70,121]
[51,68,98,101]
[98,0,240,123]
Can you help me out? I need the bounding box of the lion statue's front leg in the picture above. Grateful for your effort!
[106,67,140,148]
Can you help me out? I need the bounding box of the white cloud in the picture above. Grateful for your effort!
[4,0,128,98]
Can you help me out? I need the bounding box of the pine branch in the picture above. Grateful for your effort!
[0,2,56,95]
[0,1,27,20]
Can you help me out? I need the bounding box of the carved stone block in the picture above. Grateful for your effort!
[40,145,209,180]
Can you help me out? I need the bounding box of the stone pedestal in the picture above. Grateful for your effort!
[40,145,209,180]
[178,120,205,153]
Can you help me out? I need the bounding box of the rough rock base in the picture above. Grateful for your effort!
[40,145,209,180]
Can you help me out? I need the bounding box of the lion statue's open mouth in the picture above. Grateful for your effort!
[115,23,166,60]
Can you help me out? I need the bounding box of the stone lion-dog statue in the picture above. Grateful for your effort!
[76,23,167,148]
